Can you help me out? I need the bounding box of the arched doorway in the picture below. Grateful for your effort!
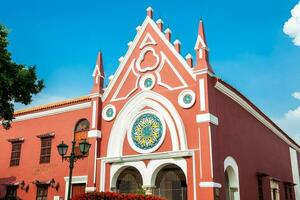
[225,166,239,200]
[116,167,143,194]
[154,164,187,200]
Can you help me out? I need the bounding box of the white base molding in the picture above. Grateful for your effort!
[88,130,101,138]
[199,182,222,188]
[196,113,219,125]
[85,186,96,192]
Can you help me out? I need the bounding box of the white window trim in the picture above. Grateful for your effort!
[64,175,88,200]
[224,156,240,200]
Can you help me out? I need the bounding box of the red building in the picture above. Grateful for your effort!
[1,7,300,200]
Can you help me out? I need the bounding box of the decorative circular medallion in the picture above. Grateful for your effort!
[183,94,193,104]
[128,110,165,153]
[102,104,116,121]
[178,90,196,109]
[139,74,155,90]
[144,77,153,88]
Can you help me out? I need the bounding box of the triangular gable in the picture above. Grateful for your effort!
[102,16,196,101]
[139,33,157,49]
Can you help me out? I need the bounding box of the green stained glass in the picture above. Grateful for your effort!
[183,94,193,104]
[131,113,163,150]
[144,78,153,88]
[106,108,114,117]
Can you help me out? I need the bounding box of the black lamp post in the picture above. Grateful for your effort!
[57,139,91,200]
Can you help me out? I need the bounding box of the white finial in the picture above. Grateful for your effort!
[108,75,114,81]
[164,28,172,33]
[185,53,192,59]
[118,56,124,62]
[127,41,133,47]
[156,19,163,23]
[136,26,141,31]
[146,6,153,11]
[174,39,181,45]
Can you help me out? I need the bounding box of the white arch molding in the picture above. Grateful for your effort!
[224,156,240,200]
[109,158,187,189]
[110,161,146,189]
[107,91,188,157]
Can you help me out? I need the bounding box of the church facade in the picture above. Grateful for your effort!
[0,7,300,200]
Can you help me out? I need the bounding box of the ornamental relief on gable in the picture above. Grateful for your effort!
[135,46,160,73]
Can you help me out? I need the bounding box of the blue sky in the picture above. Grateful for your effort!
[1,0,300,142]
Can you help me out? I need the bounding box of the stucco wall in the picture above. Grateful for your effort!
[0,106,91,199]
[208,78,296,200]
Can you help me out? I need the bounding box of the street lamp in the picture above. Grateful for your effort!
[57,139,91,200]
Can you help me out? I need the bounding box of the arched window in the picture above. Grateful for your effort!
[154,164,187,200]
[224,156,240,200]
[116,167,143,194]
[74,119,90,156]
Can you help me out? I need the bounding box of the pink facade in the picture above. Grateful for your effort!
[1,7,300,200]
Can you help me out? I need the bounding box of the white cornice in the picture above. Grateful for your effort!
[13,102,91,122]
[99,150,193,163]
[196,113,219,126]
[88,130,101,138]
[89,92,102,98]
[199,182,222,188]
[215,81,300,152]
[193,68,214,77]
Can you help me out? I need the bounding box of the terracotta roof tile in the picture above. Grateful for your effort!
[14,96,91,116]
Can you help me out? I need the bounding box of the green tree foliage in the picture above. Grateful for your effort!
[0,24,44,129]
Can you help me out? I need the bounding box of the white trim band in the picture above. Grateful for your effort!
[14,102,91,122]
[88,130,101,138]
[99,150,193,163]
[85,187,96,192]
[199,182,222,188]
[196,113,219,126]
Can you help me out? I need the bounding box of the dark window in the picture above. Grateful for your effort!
[74,119,89,156]
[39,137,52,163]
[289,186,294,200]
[71,183,86,198]
[10,142,22,166]
[284,183,294,200]
[5,185,18,199]
[36,184,48,200]
[116,167,143,194]
[257,176,264,200]
[285,184,289,200]
[74,119,89,132]
[153,164,187,200]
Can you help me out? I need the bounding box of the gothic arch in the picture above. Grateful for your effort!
[107,91,187,157]
[110,161,146,190]
[224,156,240,200]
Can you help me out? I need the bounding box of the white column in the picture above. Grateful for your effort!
[290,147,300,200]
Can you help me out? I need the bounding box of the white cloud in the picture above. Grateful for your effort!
[274,92,300,144]
[283,1,300,46]
[292,91,300,100]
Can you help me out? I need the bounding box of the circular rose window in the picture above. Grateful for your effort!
[128,111,165,153]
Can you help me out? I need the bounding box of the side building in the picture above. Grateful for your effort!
[0,7,299,200]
